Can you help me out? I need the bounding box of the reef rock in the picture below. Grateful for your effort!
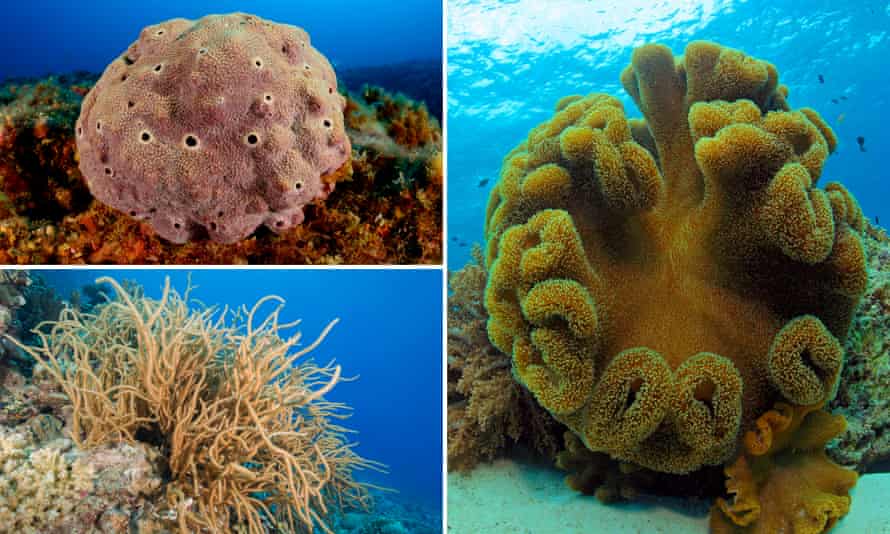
[829,225,890,471]
[76,13,350,244]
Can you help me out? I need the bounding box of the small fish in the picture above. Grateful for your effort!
[840,95,848,101]
[857,136,866,152]
[831,98,839,104]
[451,236,458,242]
[478,178,490,187]
[837,113,845,124]
[459,241,468,247]
[876,215,880,225]
[818,74,824,84]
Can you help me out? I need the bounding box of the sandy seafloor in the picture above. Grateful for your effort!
[448,459,890,533]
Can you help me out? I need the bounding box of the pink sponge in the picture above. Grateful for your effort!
[76,13,351,244]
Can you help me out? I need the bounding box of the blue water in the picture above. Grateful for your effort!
[1,0,441,79]
[447,0,890,271]
[35,268,443,514]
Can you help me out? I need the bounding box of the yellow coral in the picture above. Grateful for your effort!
[710,403,857,533]
[10,277,380,534]
[484,40,867,478]
[0,431,96,531]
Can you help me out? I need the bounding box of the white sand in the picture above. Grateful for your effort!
[447,459,890,533]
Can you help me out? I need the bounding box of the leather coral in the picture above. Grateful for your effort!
[483,40,867,480]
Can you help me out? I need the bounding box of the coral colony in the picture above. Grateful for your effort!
[3,277,376,534]
[451,41,870,532]
[77,14,350,244]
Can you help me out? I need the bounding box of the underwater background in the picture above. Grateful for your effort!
[2,0,443,117]
[37,268,444,512]
[447,0,889,270]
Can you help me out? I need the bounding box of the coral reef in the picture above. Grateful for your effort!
[0,270,31,365]
[447,246,564,471]
[0,427,164,534]
[447,249,727,501]
[330,489,441,534]
[338,59,443,120]
[711,403,857,533]
[0,73,92,223]
[17,274,66,346]
[829,224,890,470]
[77,13,350,244]
[0,270,29,332]
[554,430,726,503]
[8,276,380,533]
[0,73,441,264]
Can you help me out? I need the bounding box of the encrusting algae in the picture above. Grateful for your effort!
[450,40,874,533]
[0,72,441,264]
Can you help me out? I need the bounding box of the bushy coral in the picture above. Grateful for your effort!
[9,277,380,533]
[481,40,866,530]
[77,13,350,244]
[447,246,564,471]
[0,73,441,264]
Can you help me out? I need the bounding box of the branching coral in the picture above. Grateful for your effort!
[447,246,564,471]
[8,277,380,533]
[482,40,866,528]
[0,427,163,534]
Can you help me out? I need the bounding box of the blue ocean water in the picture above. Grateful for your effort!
[35,269,443,516]
[447,0,890,271]
[1,0,441,78]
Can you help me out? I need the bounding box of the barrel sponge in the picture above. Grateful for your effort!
[483,40,867,476]
[76,13,350,244]
[710,403,858,533]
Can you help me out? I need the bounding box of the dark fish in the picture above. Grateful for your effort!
[478,178,490,187]
[840,95,848,100]
[451,236,458,241]
[831,98,839,104]
[857,136,866,152]
[818,74,824,84]
[876,215,880,225]
[459,241,468,247]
